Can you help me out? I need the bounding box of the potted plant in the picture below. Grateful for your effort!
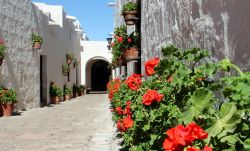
[0,87,17,117]
[111,25,128,66]
[78,85,85,96]
[0,39,6,66]
[49,82,63,104]
[124,32,140,61]
[73,58,79,68]
[122,2,138,25]
[73,84,79,98]
[63,85,72,101]
[62,64,70,76]
[31,32,43,49]
[66,53,73,64]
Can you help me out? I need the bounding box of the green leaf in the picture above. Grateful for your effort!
[182,88,214,124]
[244,138,250,151]
[206,103,241,141]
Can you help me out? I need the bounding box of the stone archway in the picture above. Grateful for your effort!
[85,57,110,92]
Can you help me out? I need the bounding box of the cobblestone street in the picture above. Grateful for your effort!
[0,94,118,151]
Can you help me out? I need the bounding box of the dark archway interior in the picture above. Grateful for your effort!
[91,60,110,91]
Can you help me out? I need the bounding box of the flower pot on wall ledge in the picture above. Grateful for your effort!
[33,42,41,49]
[123,11,138,25]
[0,103,14,117]
[124,47,139,61]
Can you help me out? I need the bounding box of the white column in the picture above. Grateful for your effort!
[112,69,115,79]
[127,60,137,77]
[115,67,120,79]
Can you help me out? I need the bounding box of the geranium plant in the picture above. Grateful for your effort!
[31,32,43,44]
[62,64,70,76]
[0,87,17,104]
[122,2,137,13]
[49,82,63,97]
[63,85,72,95]
[0,39,6,60]
[108,45,250,150]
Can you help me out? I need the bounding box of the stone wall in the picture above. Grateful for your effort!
[0,0,45,110]
[141,0,250,74]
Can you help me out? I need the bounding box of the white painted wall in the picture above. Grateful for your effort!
[80,41,112,88]
[0,1,83,110]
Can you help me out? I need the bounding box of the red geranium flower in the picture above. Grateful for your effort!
[117,120,126,132]
[128,38,132,43]
[163,122,209,151]
[123,116,134,129]
[202,146,213,151]
[123,101,132,116]
[186,147,200,151]
[124,74,142,91]
[115,106,123,115]
[142,89,164,106]
[117,36,123,43]
[145,57,160,76]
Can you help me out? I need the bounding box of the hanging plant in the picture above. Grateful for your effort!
[66,53,73,64]
[62,64,70,76]
[122,2,138,25]
[73,58,79,68]
[31,32,43,49]
[0,39,6,66]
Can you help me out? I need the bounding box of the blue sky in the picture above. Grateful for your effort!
[32,0,115,41]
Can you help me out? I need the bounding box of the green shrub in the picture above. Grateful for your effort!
[122,2,137,13]
[0,87,17,104]
[49,82,63,97]
[31,32,43,44]
[63,85,72,95]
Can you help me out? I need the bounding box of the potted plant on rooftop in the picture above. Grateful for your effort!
[62,64,70,76]
[0,86,17,117]
[49,82,63,104]
[63,85,72,101]
[31,32,43,49]
[0,39,6,66]
[122,2,138,25]
[66,53,73,64]
[78,85,85,96]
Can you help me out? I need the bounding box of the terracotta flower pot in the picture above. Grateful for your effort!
[1,103,14,117]
[196,77,205,81]
[123,11,138,25]
[73,92,78,98]
[67,59,72,64]
[33,42,41,49]
[64,95,71,101]
[124,47,139,61]
[78,91,84,96]
[51,96,60,104]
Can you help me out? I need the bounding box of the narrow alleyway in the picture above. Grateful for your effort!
[0,94,118,151]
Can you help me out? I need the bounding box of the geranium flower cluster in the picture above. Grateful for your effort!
[107,79,122,100]
[145,57,159,76]
[163,122,212,151]
[115,101,134,132]
[124,74,142,91]
[142,89,164,106]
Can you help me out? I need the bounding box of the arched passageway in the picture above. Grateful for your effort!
[85,58,110,92]
[91,60,110,91]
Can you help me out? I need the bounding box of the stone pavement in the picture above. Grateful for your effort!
[0,94,119,151]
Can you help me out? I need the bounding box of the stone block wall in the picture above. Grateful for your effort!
[0,0,45,110]
[141,0,250,74]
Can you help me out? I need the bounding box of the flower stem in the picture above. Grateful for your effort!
[230,64,244,76]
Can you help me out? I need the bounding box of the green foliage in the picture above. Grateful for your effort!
[73,58,79,67]
[109,45,250,150]
[66,53,73,60]
[0,87,17,104]
[0,43,6,58]
[31,32,43,44]
[49,82,63,97]
[78,85,85,92]
[73,84,79,93]
[63,85,72,95]
[122,2,137,13]
[114,25,127,37]
[62,64,69,75]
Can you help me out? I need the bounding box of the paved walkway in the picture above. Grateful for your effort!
[0,94,118,151]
